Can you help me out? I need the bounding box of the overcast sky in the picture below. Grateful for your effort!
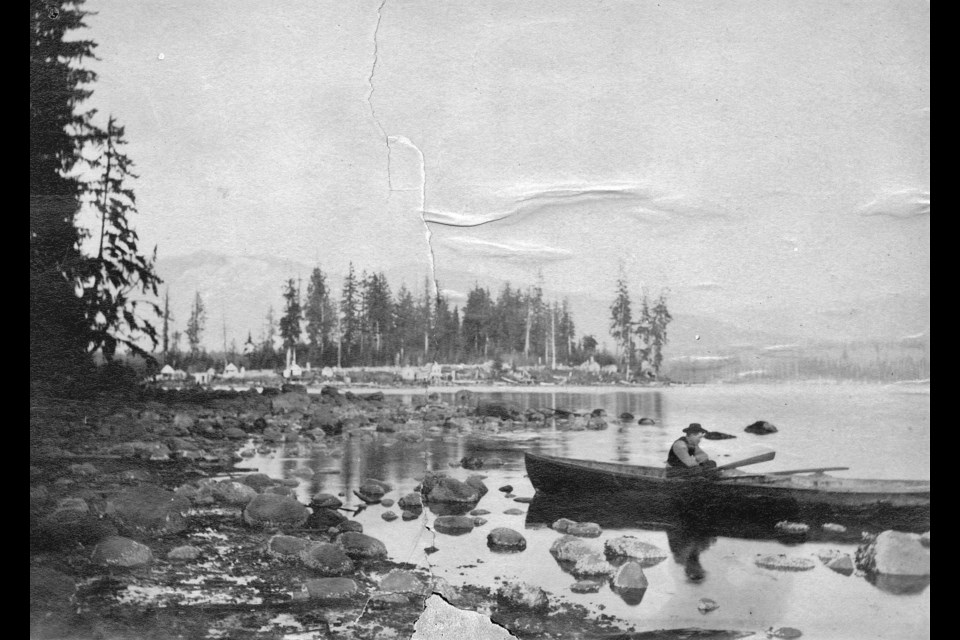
[80,0,929,344]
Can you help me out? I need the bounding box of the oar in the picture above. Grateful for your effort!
[767,466,849,475]
[714,450,776,471]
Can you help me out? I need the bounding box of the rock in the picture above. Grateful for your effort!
[572,552,615,577]
[91,536,153,567]
[637,417,656,425]
[240,473,275,491]
[497,580,549,613]
[503,508,525,515]
[570,580,602,594]
[398,492,423,509]
[382,511,398,521]
[856,530,930,576]
[223,426,247,440]
[609,561,648,604]
[354,489,383,504]
[465,475,489,497]
[567,522,602,538]
[498,485,513,493]
[300,542,355,576]
[604,536,668,567]
[768,627,803,639]
[513,496,533,503]
[698,598,719,613]
[822,523,847,533]
[551,518,577,533]
[755,554,816,571]
[167,545,202,562]
[473,517,488,526]
[266,485,296,498]
[475,401,521,420]
[826,554,855,576]
[380,569,428,594]
[618,412,634,421]
[243,494,310,528]
[402,510,420,521]
[702,431,736,440]
[487,527,526,551]
[272,392,311,412]
[380,498,394,507]
[434,515,476,535]
[109,484,190,537]
[266,534,312,558]
[420,473,480,504]
[470,509,490,516]
[30,566,76,611]
[69,462,100,476]
[744,420,778,434]
[311,493,343,509]
[920,531,930,547]
[208,480,258,506]
[775,521,810,535]
[336,531,388,560]
[334,521,364,534]
[412,594,513,640]
[591,408,607,418]
[549,535,597,563]
[290,467,315,479]
[816,549,843,564]
[307,507,348,529]
[172,413,196,430]
[303,577,360,599]
[483,457,505,467]
[363,478,393,493]
[586,417,607,430]
[370,592,409,607]
[460,456,484,470]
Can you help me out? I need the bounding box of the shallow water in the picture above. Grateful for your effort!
[236,382,930,639]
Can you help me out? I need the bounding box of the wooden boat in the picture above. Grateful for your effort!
[524,452,930,530]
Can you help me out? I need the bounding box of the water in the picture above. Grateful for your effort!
[236,382,930,639]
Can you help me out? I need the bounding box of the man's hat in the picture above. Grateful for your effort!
[683,423,708,435]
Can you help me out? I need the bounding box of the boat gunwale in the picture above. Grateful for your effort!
[524,451,930,495]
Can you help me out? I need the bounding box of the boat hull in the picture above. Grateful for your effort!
[524,452,929,532]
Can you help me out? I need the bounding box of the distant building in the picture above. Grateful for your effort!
[223,363,239,378]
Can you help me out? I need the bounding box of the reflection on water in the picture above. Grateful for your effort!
[236,385,929,640]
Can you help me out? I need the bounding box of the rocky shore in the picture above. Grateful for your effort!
[30,385,928,639]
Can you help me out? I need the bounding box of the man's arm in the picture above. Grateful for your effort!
[671,440,699,467]
[693,446,709,464]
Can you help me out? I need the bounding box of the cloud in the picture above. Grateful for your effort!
[422,184,728,229]
[441,236,573,262]
[857,189,930,219]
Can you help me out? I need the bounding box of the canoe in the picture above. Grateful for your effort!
[524,452,929,530]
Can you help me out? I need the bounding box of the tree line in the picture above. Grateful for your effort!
[608,268,672,377]
[163,268,589,370]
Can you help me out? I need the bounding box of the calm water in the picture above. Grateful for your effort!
[236,383,930,639]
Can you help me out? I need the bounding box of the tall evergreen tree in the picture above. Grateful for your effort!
[186,291,206,356]
[462,284,492,359]
[279,278,302,353]
[649,291,673,376]
[161,288,173,364]
[304,267,335,365]
[339,263,360,365]
[393,284,417,365]
[609,272,634,371]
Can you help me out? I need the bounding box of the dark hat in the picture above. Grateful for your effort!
[683,423,708,435]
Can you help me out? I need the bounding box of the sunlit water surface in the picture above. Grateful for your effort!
[235,383,930,639]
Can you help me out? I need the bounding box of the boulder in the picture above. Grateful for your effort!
[572,552,615,577]
[567,522,602,538]
[496,580,549,613]
[768,628,803,639]
[300,542,355,576]
[356,481,386,502]
[744,420,778,434]
[167,545,202,562]
[702,431,736,440]
[266,534,312,558]
[549,535,597,563]
[412,594,513,640]
[240,473,276,491]
[637,417,656,425]
[336,531,388,560]
[604,536,668,567]
[207,480,258,506]
[382,511,398,522]
[460,456,484,470]
[302,577,360,599]
[307,507,348,529]
[465,475,489,498]
[434,515,476,535]
[272,392,311,413]
[475,401,521,420]
[311,493,344,509]
[822,523,847,533]
[223,427,247,440]
[856,530,930,576]
[498,485,513,493]
[503,508,525,515]
[379,569,428,595]
[69,462,101,476]
[619,412,634,421]
[334,521,364,534]
[775,521,810,535]
[698,598,719,613]
[109,485,190,537]
[487,528,526,551]
[826,554,855,576]
[419,473,480,504]
[609,561,648,605]
[755,554,816,571]
[91,536,153,567]
[551,518,577,533]
[586,417,607,430]
[570,580,602,594]
[402,510,420,521]
[380,498,395,507]
[243,494,310,528]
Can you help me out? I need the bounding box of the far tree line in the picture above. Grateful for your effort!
[161,267,672,377]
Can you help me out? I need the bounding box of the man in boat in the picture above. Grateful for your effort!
[666,423,719,478]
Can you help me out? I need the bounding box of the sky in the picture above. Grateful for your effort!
[78,0,929,348]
